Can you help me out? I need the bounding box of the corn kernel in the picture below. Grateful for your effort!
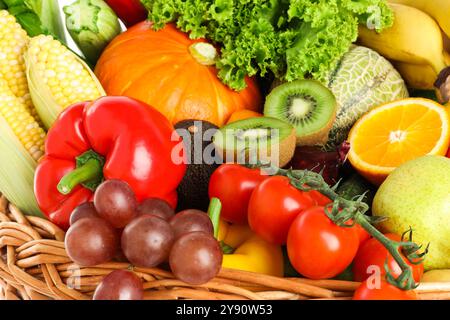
[28,35,102,108]
[0,10,41,123]
[0,77,45,161]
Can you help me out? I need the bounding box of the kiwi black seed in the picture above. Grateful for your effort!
[175,120,219,211]
[213,117,296,168]
[264,80,337,146]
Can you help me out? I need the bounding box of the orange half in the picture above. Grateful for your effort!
[348,98,450,185]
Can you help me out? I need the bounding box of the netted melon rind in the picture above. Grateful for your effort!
[323,45,409,150]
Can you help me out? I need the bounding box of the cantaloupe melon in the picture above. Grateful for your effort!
[322,45,409,150]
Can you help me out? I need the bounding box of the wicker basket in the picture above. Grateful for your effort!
[1,194,450,300]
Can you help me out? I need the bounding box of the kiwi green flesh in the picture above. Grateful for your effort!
[214,117,294,151]
[264,80,336,137]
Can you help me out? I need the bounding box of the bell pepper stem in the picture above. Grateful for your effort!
[208,198,237,254]
[220,241,235,254]
[207,197,222,239]
[57,158,103,195]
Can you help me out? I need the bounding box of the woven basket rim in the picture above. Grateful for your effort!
[1,194,449,300]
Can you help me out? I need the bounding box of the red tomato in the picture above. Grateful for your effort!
[353,280,417,300]
[354,224,371,245]
[309,190,332,206]
[339,216,370,246]
[447,148,450,158]
[104,0,147,27]
[287,206,359,279]
[248,176,316,245]
[352,234,424,283]
[208,164,267,224]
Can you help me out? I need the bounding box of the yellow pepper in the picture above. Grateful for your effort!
[217,219,284,277]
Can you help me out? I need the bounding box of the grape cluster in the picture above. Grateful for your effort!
[65,180,223,300]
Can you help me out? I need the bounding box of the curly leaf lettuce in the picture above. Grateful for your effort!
[141,0,393,91]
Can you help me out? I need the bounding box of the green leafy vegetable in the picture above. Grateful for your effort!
[141,0,394,91]
[1,0,65,40]
[337,173,375,207]
[64,0,121,65]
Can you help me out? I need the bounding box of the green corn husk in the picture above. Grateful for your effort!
[0,114,43,217]
[1,0,66,41]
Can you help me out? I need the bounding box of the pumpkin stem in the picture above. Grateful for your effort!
[189,42,217,66]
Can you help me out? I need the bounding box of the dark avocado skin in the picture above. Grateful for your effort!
[175,120,220,212]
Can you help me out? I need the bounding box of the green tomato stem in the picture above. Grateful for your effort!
[274,166,420,291]
[354,213,416,290]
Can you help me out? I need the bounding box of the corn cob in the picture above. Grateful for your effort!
[0,10,40,122]
[0,76,46,217]
[0,78,45,161]
[26,34,105,129]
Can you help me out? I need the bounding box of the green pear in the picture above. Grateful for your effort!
[422,269,450,282]
[373,155,450,270]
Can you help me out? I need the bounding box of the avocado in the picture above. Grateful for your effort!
[175,120,220,211]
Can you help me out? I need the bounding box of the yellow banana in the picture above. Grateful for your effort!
[393,62,437,90]
[358,3,447,74]
[389,0,450,39]
[445,34,450,53]
[393,52,450,90]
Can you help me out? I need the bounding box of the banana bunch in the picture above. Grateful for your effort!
[389,0,450,38]
[358,1,450,101]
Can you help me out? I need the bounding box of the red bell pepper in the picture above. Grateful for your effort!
[34,96,186,230]
[105,0,148,27]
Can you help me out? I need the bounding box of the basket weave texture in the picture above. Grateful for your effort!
[1,194,450,300]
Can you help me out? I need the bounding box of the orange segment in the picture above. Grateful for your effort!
[348,98,450,185]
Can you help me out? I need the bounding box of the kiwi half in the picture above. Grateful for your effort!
[213,117,296,168]
[264,80,337,146]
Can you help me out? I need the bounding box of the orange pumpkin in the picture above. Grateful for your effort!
[95,22,262,126]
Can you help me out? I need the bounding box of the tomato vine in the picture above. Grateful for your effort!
[260,165,428,291]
